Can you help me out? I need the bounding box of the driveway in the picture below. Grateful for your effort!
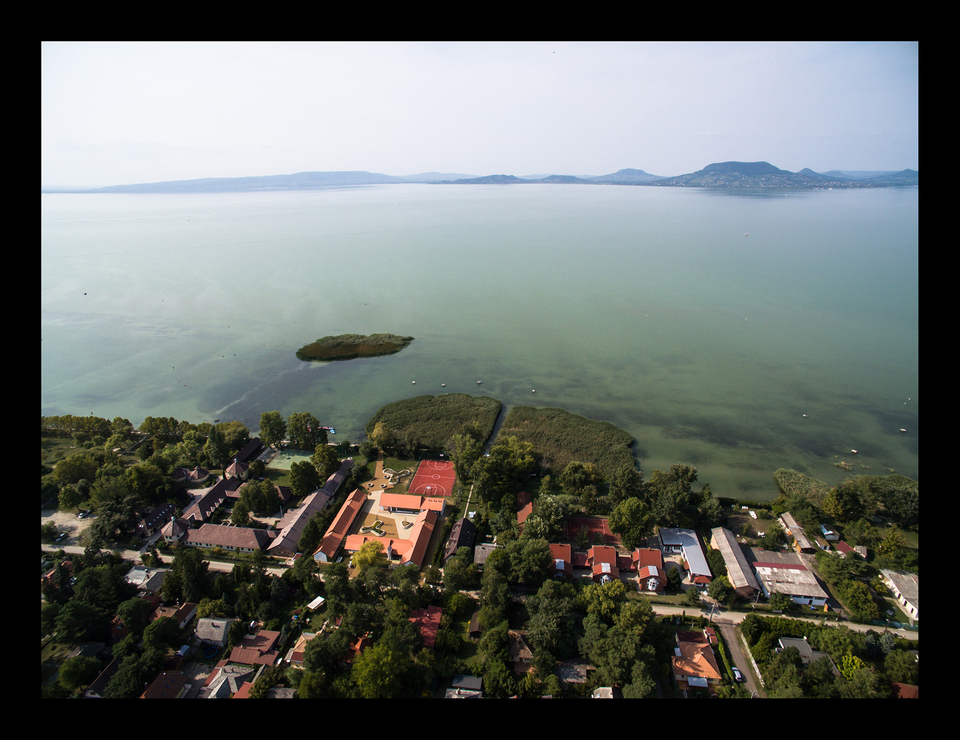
[717,621,765,698]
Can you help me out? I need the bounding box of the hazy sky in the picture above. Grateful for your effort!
[41,41,919,188]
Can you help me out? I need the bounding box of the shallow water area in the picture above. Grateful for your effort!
[41,184,919,499]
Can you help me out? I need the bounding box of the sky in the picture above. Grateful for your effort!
[41,41,919,188]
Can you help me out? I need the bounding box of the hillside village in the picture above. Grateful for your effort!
[41,409,918,699]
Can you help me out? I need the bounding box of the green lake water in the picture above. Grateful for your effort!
[41,183,918,499]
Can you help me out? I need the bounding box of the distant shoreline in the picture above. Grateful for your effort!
[40,162,918,194]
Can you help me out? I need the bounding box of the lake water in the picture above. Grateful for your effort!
[41,184,919,500]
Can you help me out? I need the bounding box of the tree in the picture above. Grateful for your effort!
[884,648,919,685]
[204,424,231,469]
[608,497,653,550]
[351,641,411,698]
[559,460,605,496]
[707,575,735,605]
[521,494,569,542]
[311,442,339,481]
[297,514,324,557]
[505,537,552,588]
[58,655,102,692]
[580,579,627,623]
[289,460,321,499]
[609,463,645,505]
[447,426,485,481]
[231,499,251,526]
[287,412,327,451]
[116,596,153,637]
[59,484,83,512]
[352,540,389,570]
[54,599,110,644]
[258,411,287,449]
[442,548,478,593]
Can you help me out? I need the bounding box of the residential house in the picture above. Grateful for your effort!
[586,545,620,583]
[141,670,191,699]
[508,630,534,674]
[286,632,319,665]
[777,637,840,675]
[890,682,919,699]
[632,548,668,592]
[83,656,122,698]
[173,465,210,485]
[473,542,499,569]
[195,617,238,648]
[137,502,175,538]
[672,631,722,694]
[779,512,815,554]
[468,610,482,640]
[659,527,712,586]
[835,540,868,560]
[881,569,919,623]
[445,675,483,699]
[197,662,255,699]
[709,527,760,598]
[150,602,198,630]
[549,543,574,581]
[442,517,477,564]
[228,629,281,667]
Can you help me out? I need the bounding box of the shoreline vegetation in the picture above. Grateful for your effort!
[497,405,637,481]
[364,394,502,452]
[295,333,414,362]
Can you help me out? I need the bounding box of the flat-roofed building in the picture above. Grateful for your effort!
[753,560,829,606]
[882,569,919,623]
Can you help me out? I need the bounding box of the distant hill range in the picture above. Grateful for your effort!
[647,161,919,189]
[42,162,917,193]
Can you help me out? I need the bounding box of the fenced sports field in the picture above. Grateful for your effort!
[407,459,457,497]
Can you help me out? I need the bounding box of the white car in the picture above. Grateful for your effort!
[732,667,744,682]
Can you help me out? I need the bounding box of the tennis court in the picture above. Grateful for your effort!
[565,516,618,546]
[408,459,457,497]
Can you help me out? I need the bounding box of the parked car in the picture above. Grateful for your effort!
[732,666,744,682]
[77,510,91,519]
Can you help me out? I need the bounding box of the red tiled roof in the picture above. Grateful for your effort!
[314,488,366,560]
[410,606,443,651]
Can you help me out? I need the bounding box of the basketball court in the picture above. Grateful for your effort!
[408,459,457,497]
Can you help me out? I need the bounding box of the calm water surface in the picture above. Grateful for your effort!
[40,184,919,499]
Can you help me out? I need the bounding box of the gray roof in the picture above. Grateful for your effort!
[709,527,760,593]
[881,569,919,609]
[195,617,238,644]
[659,527,712,579]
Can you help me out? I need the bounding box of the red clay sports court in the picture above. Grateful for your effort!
[408,460,457,497]
[565,516,618,546]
